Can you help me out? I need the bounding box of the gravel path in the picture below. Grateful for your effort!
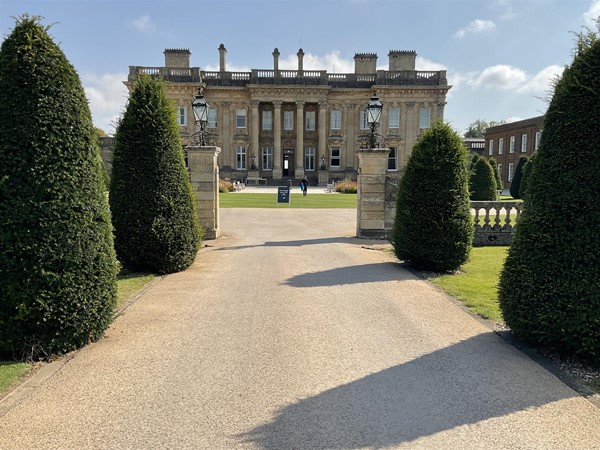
[0,208,599,449]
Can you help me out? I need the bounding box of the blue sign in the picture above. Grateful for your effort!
[277,187,290,205]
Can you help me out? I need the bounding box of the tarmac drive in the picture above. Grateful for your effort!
[0,207,599,449]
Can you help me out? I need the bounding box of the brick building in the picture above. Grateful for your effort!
[483,116,545,188]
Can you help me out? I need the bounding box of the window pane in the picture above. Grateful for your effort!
[284,111,294,130]
[330,148,341,167]
[262,111,272,131]
[306,111,315,130]
[207,109,217,128]
[236,146,246,170]
[499,138,504,155]
[262,147,272,170]
[488,140,494,155]
[236,109,246,129]
[388,108,400,129]
[521,134,527,152]
[509,136,515,153]
[305,147,315,171]
[359,111,368,130]
[178,107,186,126]
[388,147,397,170]
[331,110,341,130]
[419,108,431,129]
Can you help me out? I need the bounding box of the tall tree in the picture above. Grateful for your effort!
[393,122,473,272]
[488,157,503,192]
[509,156,528,199]
[464,119,505,138]
[110,74,202,274]
[0,16,118,358]
[469,158,498,201]
[498,31,600,363]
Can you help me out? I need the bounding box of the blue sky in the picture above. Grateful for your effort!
[1,0,599,135]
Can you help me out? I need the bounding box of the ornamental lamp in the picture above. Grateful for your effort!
[191,87,209,123]
[366,92,383,126]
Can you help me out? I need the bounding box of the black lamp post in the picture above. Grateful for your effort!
[366,92,383,149]
[191,87,209,146]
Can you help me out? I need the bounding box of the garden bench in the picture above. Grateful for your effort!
[246,177,267,186]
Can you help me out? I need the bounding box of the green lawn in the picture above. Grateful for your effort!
[220,192,357,208]
[428,247,509,322]
[0,271,156,398]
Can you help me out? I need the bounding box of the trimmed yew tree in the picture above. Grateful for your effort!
[469,158,498,200]
[488,157,503,192]
[110,74,202,274]
[0,17,118,358]
[499,32,600,363]
[509,156,528,199]
[393,122,473,272]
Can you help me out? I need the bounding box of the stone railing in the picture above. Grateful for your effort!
[471,201,523,246]
[128,66,201,83]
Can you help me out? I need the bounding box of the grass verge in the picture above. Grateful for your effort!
[427,247,508,322]
[220,192,357,208]
[0,272,156,398]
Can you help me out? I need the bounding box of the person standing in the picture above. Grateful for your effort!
[300,176,309,196]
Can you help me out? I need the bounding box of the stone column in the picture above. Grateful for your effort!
[295,100,305,179]
[356,148,390,239]
[403,101,415,169]
[437,101,446,122]
[318,100,328,185]
[187,145,221,240]
[273,100,282,180]
[345,104,357,170]
[221,102,231,167]
[251,100,260,171]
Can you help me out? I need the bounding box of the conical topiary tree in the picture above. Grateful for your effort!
[518,156,534,199]
[110,74,202,274]
[509,156,528,199]
[0,16,118,358]
[393,122,473,272]
[488,157,503,192]
[499,31,600,363]
[469,158,498,200]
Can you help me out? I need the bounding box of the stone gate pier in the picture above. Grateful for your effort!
[187,145,221,239]
[356,148,390,239]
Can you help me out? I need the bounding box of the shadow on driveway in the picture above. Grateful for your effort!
[283,262,411,287]
[238,333,575,449]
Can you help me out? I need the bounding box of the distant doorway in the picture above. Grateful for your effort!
[283,149,294,177]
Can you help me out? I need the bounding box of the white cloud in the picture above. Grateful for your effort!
[517,64,563,94]
[473,64,527,90]
[415,56,446,71]
[131,15,154,33]
[279,50,354,73]
[584,0,600,28]
[82,73,128,135]
[454,19,496,38]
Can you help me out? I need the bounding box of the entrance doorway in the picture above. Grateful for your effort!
[283,149,294,177]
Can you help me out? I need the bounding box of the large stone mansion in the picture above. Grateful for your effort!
[116,46,450,184]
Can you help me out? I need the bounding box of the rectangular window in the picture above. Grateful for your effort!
[330,110,341,130]
[261,147,272,171]
[236,109,246,129]
[508,163,514,182]
[359,111,368,130]
[262,111,272,131]
[488,139,494,156]
[498,137,504,155]
[498,163,503,181]
[509,135,515,153]
[535,131,542,150]
[305,147,315,171]
[388,147,398,171]
[236,146,246,170]
[388,108,400,129]
[330,148,341,168]
[178,106,186,126]
[284,111,294,131]
[207,108,217,128]
[521,133,528,152]
[305,111,316,131]
[419,108,431,129]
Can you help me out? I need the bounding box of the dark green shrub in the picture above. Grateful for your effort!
[393,122,473,272]
[488,157,503,191]
[518,156,534,199]
[110,74,202,274]
[468,153,480,171]
[0,16,118,358]
[509,156,528,199]
[499,31,600,364]
[469,158,498,200]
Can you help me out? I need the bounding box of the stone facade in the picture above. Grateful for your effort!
[126,46,450,185]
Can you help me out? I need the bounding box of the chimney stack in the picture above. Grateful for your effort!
[218,44,227,72]
[273,48,280,71]
[297,48,304,73]
[164,49,190,68]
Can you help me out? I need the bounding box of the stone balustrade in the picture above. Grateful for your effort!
[471,201,523,246]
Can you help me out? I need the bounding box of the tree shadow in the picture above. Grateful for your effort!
[216,236,368,252]
[238,333,575,449]
[284,262,411,287]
